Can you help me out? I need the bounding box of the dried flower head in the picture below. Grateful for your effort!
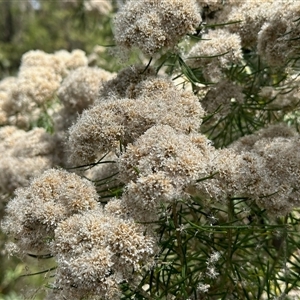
[252,136,300,215]
[0,126,56,194]
[104,198,130,219]
[67,77,204,165]
[119,125,214,183]
[20,50,65,75]
[98,65,156,100]
[3,49,89,129]
[58,66,115,113]
[54,49,88,72]
[230,124,300,215]
[0,156,53,195]
[54,247,121,300]
[52,208,155,299]
[118,125,215,221]
[230,123,298,153]
[257,6,300,67]
[1,169,99,254]
[215,0,275,48]
[189,147,269,203]
[11,66,61,112]
[201,79,244,116]
[5,51,80,121]
[114,0,201,55]
[186,29,242,82]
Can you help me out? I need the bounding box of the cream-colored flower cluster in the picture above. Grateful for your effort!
[203,0,300,67]
[257,2,300,67]
[52,209,155,299]
[0,49,116,133]
[183,123,300,216]
[0,49,88,129]
[2,169,155,299]
[174,0,300,93]
[212,0,274,48]
[11,50,87,112]
[186,29,242,82]
[118,125,215,221]
[0,49,115,195]
[55,66,116,132]
[67,67,205,165]
[114,0,201,55]
[185,121,300,216]
[58,66,114,114]
[1,169,99,253]
[229,124,300,215]
[0,126,56,194]
[181,1,300,144]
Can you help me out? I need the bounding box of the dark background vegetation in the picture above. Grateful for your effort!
[0,0,120,80]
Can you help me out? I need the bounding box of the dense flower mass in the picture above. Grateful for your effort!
[1,165,155,300]
[257,3,300,67]
[54,66,116,133]
[98,65,157,100]
[186,29,242,81]
[209,0,300,67]
[12,50,88,111]
[230,124,300,215]
[0,49,89,130]
[0,126,56,194]
[1,169,99,254]
[214,0,275,48]
[57,66,115,113]
[118,125,215,221]
[114,0,201,55]
[67,76,205,165]
[52,208,155,299]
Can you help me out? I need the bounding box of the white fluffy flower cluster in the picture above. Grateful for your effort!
[114,0,201,55]
[67,67,205,165]
[0,126,57,194]
[0,49,88,129]
[229,124,300,215]
[2,169,155,299]
[186,29,242,82]
[200,0,300,67]
[118,125,215,221]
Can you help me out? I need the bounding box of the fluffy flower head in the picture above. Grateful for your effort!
[2,169,99,254]
[114,0,201,55]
